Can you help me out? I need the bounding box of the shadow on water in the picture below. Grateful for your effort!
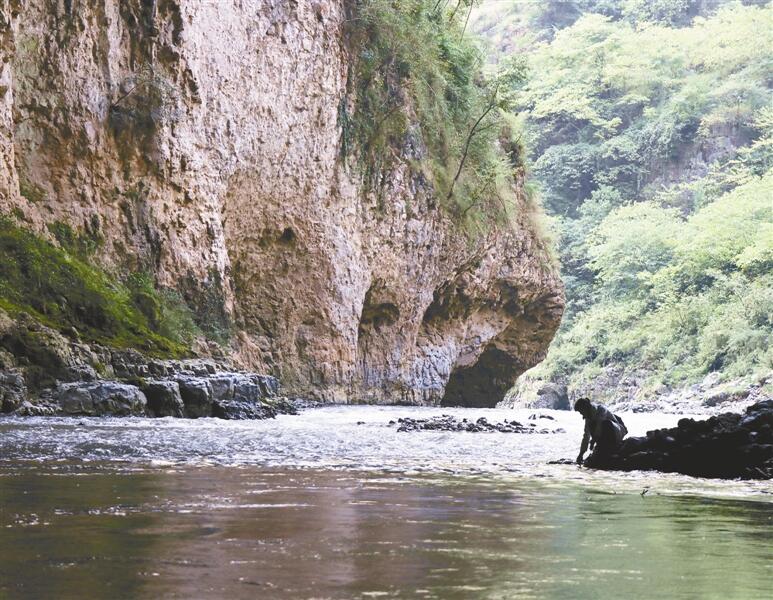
[1,464,771,599]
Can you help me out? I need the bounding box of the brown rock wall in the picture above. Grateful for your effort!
[0,0,563,405]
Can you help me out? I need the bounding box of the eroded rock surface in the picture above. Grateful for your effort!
[0,0,563,406]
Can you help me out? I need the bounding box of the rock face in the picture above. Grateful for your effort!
[0,0,563,406]
[0,368,25,412]
[56,381,147,416]
[585,400,773,480]
[142,380,185,417]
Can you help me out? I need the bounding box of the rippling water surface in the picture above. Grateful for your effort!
[1,406,771,599]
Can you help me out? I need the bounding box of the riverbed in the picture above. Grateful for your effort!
[1,406,771,598]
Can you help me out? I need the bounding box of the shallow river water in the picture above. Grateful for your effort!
[1,406,771,599]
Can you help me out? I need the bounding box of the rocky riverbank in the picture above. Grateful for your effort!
[501,371,771,416]
[8,366,302,420]
[0,312,303,420]
[584,400,773,480]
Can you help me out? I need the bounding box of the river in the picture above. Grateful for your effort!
[1,406,771,599]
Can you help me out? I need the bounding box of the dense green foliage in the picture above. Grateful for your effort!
[342,0,532,232]
[474,1,773,391]
[0,217,199,357]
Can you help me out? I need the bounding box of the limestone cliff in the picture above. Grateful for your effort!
[0,0,563,406]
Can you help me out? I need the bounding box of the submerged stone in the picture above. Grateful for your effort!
[393,414,560,434]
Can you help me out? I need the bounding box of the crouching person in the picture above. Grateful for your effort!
[574,397,628,466]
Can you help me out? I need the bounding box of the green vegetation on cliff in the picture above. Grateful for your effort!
[342,0,534,233]
[473,1,773,394]
[0,217,199,357]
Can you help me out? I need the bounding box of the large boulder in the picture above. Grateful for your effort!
[532,383,570,410]
[0,369,27,413]
[210,372,282,420]
[175,376,213,418]
[56,381,146,416]
[142,380,185,418]
[212,399,277,420]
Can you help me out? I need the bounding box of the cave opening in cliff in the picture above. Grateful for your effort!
[440,345,515,408]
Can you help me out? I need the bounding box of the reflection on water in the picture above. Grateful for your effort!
[1,407,772,598]
[1,466,771,599]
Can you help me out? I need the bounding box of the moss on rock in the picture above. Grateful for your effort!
[0,216,193,358]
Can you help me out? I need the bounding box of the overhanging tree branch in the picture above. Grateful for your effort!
[447,84,500,201]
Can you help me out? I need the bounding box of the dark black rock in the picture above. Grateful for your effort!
[211,395,300,420]
[529,412,555,421]
[212,399,276,420]
[175,376,213,418]
[532,383,570,410]
[584,398,773,480]
[142,380,184,418]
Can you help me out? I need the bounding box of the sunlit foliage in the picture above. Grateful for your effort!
[474,1,773,391]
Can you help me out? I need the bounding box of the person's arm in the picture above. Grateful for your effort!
[614,414,628,437]
[577,427,589,464]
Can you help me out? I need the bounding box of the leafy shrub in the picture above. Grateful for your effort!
[47,219,104,258]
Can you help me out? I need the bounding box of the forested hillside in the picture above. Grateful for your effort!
[473,1,772,402]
